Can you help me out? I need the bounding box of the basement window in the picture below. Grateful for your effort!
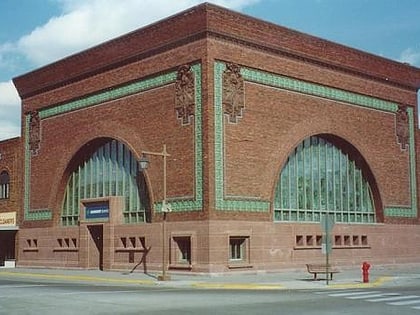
[173,236,191,264]
[229,236,249,262]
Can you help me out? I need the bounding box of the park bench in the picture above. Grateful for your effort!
[306,264,340,280]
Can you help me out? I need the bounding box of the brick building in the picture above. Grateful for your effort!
[4,3,420,272]
[0,137,21,266]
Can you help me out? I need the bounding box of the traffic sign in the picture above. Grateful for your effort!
[321,234,333,254]
[320,214,334,234]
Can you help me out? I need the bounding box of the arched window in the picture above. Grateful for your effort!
[61,140,149,226]
[274,136,375,223]
[0,171,10,199]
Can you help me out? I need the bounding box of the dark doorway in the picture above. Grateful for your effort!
[87,225,103,270]
[0,230,16,266]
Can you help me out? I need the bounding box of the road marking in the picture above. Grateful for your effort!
[314,289,362,295]
[193,283,284,290]
[0,271,155,285]
[346,293,399,299]
[367,295,419,302]
[315,289,420,311]
[328,276,393,289]
[388,299,420,306]
[328,291,381,297]
[0,284,49,288]
[61,290,141,295]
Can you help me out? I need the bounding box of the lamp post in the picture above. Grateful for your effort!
[138,144,171,281]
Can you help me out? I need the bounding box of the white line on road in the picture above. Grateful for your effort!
[388,299,420,306]
[367,295,419,302]
[60,290,140,295]
[314,289,363,295]
[328,291,382,297]
[346,293,399,299]
[0,284,50,288]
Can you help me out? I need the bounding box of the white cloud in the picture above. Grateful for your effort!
[399,47,420,67]
[0,0,260,142]
[17,0,261,67]
[0,120,20,141]
[0,81,20,107]
[0,81,21,140]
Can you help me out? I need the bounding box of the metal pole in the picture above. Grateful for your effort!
[161,212,167,280]
[326,232,329,286]
[142,144,170,281]
[162,144,168,280]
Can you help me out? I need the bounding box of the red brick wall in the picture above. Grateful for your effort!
[207,37,415,220]
[0,137,23,220]
[23,41,209,227]
[12,3,420,272]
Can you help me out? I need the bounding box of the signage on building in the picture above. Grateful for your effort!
[85,203,109,220]
[0,212,16,226]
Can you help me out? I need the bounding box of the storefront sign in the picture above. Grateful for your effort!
[0,212,16,226]
[85,203,109,220]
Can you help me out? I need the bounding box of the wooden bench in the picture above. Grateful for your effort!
[306,264,340,280]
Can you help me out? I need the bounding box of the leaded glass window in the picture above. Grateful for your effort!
[61,140,148,226]
[274,136,375,223]
[0,171,10,199]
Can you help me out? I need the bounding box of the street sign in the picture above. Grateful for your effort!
[321,234,333,254]
[320,214,334,234]
[320,214,335,285]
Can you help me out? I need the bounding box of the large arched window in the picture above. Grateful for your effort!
[0,171,10,199]
[61,140,149,226]
[274,136,375,223]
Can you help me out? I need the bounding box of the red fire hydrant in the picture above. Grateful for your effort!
[362,261,371,283]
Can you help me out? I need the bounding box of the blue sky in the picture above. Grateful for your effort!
[1,0,420,141]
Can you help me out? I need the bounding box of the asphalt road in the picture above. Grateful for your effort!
[1,278,420,315]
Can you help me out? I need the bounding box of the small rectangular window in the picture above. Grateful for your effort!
[361,235,368,246]
[229,236,248,261]
[173,236,191,264]
[0,170,10,199]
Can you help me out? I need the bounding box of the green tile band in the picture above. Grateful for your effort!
[214,61,417,217]
[384,107,417,218]
[24,64,204,221]
[39,72,178,119]
[214,62,270,212]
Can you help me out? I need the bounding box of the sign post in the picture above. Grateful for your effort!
[321,214,334,285]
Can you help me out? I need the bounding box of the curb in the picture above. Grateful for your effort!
[0,271,155,285]
[192,282,285,290]
[328,276,394,289]
[0,270,394,290]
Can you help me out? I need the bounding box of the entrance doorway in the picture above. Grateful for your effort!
[87,225,103,270]
[0,230,16,266]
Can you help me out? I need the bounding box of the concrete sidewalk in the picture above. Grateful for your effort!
[1,264,420,290]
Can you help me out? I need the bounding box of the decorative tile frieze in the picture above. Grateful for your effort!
[213,60,417,218]
[39,72,178,119]
[384,206,416,218]
[25,209,53,221]
[24,114,53,221]
[223,63,245,123]
[395,104,409,150]
[25,64,204,221]
[240,67,398,113]
[407,107,417,217]
[29,111,41,156]
[175,64,195,125]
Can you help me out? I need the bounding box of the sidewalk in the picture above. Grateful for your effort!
[1,264,420,290]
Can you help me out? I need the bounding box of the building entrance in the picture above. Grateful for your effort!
[87,225,103,270]
[0,230,16,266]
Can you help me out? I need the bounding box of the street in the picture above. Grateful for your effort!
[1,277,420,315]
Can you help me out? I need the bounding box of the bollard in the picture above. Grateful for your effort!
[362,261,371,283]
